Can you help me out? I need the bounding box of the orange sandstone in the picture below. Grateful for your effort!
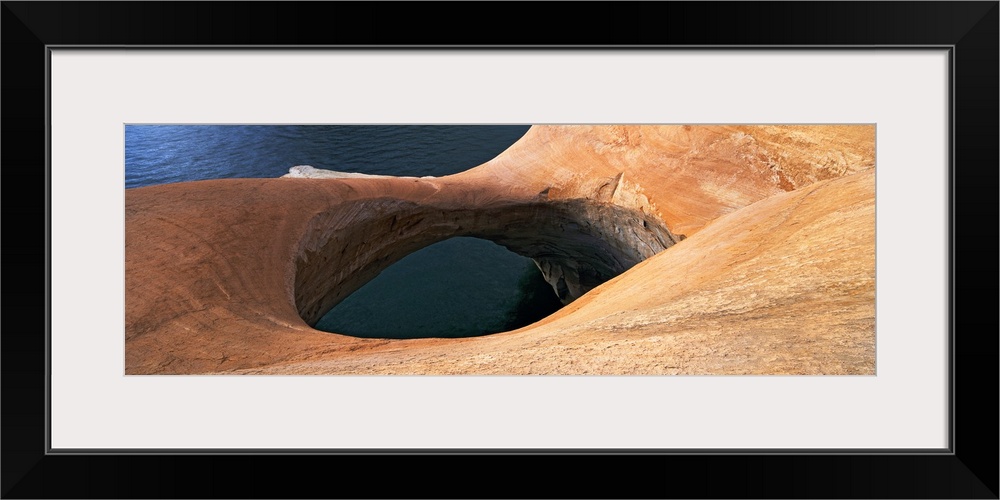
[125,125,875,375]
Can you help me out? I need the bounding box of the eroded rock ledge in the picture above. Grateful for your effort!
[125,125,875,375]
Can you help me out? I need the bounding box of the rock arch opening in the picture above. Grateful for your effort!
[293,198,681,337]
[314,237,564,339]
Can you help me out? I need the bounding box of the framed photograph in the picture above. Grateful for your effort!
[3,2,996,498]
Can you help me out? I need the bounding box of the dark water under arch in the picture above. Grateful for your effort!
[315,236,563,339]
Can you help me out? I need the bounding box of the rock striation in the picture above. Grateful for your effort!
[125,125,875,375]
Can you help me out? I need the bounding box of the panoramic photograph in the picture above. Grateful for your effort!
[124,124,876,375]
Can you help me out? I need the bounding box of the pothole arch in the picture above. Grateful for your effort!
[293,198,681,329]
[313,236,564,339]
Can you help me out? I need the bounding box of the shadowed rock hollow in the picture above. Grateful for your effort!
[295,198,679,324]
[125,125,875,375]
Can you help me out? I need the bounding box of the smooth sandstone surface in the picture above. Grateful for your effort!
[125,125,875,375]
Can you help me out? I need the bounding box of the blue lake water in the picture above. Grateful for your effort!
[125,125,564,338]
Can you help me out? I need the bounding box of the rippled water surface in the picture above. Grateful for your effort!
[126,125,564,338]
[125,125,530,188]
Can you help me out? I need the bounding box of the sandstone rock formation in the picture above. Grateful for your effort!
[125,125,875,375]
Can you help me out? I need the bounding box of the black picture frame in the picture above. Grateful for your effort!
[3,2,996,498]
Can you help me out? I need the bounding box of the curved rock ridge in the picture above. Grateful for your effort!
[125,125,875,375]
